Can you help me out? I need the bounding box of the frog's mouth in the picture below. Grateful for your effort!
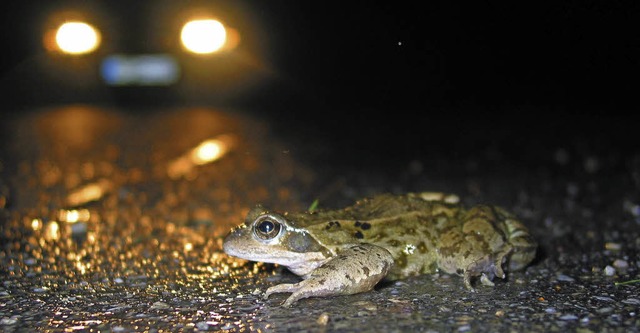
[223,234,326,264]
[223,232,329,276]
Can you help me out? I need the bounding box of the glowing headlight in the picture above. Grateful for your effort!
[55,21,101,55]
[180,19,227,54]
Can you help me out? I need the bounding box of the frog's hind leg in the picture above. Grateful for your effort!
[492,245,513,280]
[264,244,394,306]
[462,248,512,290]
[501,216,538,271]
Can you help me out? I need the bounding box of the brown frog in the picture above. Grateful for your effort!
[223,192,537,306]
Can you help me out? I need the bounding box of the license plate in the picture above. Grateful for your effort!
[100,54,180,86]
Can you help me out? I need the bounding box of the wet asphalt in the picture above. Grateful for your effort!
[1,106,639,332]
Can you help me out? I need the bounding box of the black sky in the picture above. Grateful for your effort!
[0,1,638,113]
[256,2,638,111]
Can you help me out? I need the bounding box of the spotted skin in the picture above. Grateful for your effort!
[223,192,537,306]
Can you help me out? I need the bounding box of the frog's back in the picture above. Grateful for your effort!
[293,193,464,276]
[295,192,536,280]
[291,192,459,223]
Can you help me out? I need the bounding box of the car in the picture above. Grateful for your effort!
[3,0,272,107]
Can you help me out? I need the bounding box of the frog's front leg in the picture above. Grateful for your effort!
[265,244,394,307]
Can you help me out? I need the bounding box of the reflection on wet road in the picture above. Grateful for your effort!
[1,105,312,331]
[1,106,640,332]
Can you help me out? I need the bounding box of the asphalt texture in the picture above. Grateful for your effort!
[1,106,639,332]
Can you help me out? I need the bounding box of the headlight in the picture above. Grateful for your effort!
[50,21,101,55]
[180,19,227,54]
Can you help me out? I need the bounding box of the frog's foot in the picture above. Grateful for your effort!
[462,270,479,291]
[462,253,510,290]
[491,246,512,281]
[462,270,498,290]
[264,282,309,307]
[264,244,394,307]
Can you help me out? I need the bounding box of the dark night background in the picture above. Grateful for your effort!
[1,1,637,109]
[1,1,638,174]
[0,1,638,174]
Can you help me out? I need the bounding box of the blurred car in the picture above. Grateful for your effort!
[3,0,272,107]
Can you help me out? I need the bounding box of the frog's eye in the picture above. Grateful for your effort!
[253,216,283,241]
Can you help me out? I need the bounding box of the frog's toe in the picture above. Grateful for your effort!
[280,284,325,307]
[265,282,319,307]
[493,264,506,280]
[265,283,300,300]
[264,281,326,307]
[462,272,476,291]
[282,294,302,307]
[493,249,510,279]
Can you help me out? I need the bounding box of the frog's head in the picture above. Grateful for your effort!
[223,205,330,276]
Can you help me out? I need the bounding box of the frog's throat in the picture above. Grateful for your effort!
[286,255,331,277]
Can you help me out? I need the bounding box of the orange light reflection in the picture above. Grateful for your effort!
[31,218,43,231]
[167,135,236,179]
[66,179,112,206]
[58,209,91,223]
[45,222,60,241]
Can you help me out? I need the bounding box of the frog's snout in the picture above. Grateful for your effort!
[222,229,238,253]
[223,225,250,256]
[222,235,237,256]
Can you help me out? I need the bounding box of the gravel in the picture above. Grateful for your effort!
[1,106,639,332]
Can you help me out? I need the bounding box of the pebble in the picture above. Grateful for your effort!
[554,148,570,165]
[1,317,18,325]
[622,298,640,305]
[545,307,557,314]
[604,242,622,251]
[237,303,261,312]
[195,321,209,330]
[566,183,580,197]
[592,296,615,302]
[584,156,600,173]
[557,274,575,282]
[603,266,616,276]
[220,323,235,330]
[352,301,377,312]
[114,278,124,284]
[107,306,129,312]
[597,307,614,314]
[622,200,640,217]
[559,314,578,321]
[457,324,471,332]
[71,222,87,234]
[316,312,329,325]
[612,259,628,269]
[150,301,170,310]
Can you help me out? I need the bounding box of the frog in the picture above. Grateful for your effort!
[223,192,537,307]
